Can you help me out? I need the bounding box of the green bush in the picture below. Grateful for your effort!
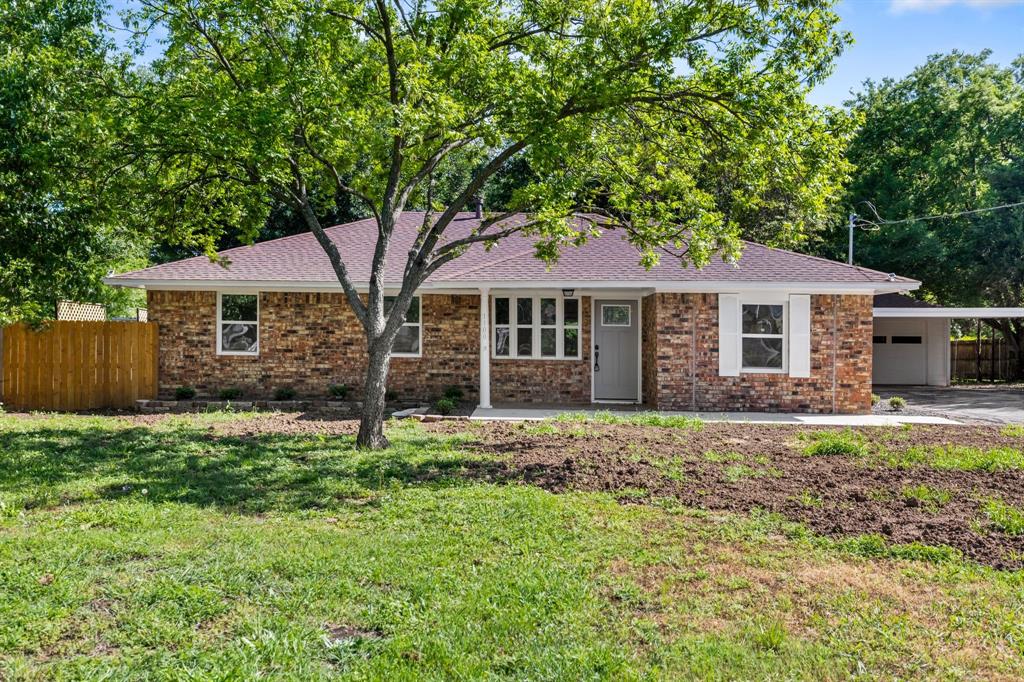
[434,397,457,415]
[443,385,465,402]
[888,396,907,411]
[218,387,243,400]
[871,393,880,406]
[174,385,196,400]
[273,387,296,401]
[328,384,349,399]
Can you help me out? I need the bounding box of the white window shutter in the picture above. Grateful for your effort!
[718,293,740,377]
[789,294,811,378]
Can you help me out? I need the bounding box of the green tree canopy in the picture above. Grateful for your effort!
[832,51,1024,365]
[0,0,146,322]
[117,0,850,446]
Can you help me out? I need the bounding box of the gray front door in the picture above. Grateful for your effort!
[593,299,640,401]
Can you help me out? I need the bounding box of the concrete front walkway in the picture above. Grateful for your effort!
[470,405,959,426]
[875,385,1024,424]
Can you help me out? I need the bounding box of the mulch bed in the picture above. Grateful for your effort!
[425,421,1024,569]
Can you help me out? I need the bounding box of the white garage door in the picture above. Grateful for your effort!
[872,318,928,385]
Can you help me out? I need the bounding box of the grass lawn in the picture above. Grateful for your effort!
[1,412,1023,680]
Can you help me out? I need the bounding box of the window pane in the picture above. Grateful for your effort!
[384,296,419,323]
[564,328,579,357]
[602,304,630,326]
[516,298,532,325]
[221,294,257,321]
[540,298,556,325]
[221,323,258,352]
[495,297,510,325]
[393,325,420,354]
[563,299,579,326]
[742,337,783,369]
[495,327,510,356]
[541,328,556,356]
[517,327,532,356]
[742,304,783,335]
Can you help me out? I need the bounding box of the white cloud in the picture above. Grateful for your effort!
[890,0,1024,13]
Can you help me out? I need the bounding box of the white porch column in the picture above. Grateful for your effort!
[478,287,492,408]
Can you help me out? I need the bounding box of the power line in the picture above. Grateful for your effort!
[853,200,1024,231]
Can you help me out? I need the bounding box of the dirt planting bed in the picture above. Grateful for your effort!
[96,412,1024,569]
[426,421,1024,569]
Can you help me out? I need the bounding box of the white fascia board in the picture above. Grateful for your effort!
[105,277,919,296]
[874,307,1024,319]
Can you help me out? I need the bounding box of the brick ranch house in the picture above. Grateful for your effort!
[106,212,920,413]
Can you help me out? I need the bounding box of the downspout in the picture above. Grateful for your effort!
[832,295,838,414]
[691,295,697,411]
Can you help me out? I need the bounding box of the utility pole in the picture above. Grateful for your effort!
[848,213,856,265]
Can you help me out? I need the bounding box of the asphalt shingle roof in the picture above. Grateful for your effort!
[110,212,917,287]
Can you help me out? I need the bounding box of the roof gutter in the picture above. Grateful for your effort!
[104,276,918,295]
[873,307,1024,318]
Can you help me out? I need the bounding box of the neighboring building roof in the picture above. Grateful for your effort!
[873,293,937,309]
[107,212,919,292]
[873,293,1024,319]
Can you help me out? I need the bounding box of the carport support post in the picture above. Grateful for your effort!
[479,287,491,409]
[976,319,982,382]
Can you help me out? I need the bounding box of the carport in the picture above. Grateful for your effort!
[872,293,1024,386]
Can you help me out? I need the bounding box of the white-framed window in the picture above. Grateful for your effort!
[740,302,787,373]
[385,295,421,357]
[601,304,631,327]
[217,293,259,355]
[492,295,580,360]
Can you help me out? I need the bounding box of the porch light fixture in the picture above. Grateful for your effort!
[562,288,575,297]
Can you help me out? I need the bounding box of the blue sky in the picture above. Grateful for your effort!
[810,0,1024,106]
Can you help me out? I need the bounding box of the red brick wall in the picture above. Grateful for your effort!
[146,290,592,404]
[642,293,873,413]
[148,290,870,411]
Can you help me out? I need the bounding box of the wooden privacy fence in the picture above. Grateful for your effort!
[951,339,1019,382]
[1,321,158,411]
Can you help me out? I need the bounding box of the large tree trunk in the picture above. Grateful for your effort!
[357,345,391,449]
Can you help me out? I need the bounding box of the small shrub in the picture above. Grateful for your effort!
[273,387,296,401]
[385,389,398,402]
[328,384,350,399]
[888,396,907,411]
[434,397,457,415]
[871,393,880,406]
[443,385,465,402]
[174,385,196,400]
[218,387,243,400]
[983,498,1024,536]
[802,429,867,457]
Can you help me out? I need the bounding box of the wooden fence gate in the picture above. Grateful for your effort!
[1,321,158,411]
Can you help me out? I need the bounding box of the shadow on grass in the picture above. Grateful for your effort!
[0,423,506,515]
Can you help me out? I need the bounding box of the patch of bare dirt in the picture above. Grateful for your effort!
[425,421,1024,569]
[119,412,359,437]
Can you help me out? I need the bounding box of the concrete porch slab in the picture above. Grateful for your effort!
[470,406,960,426]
